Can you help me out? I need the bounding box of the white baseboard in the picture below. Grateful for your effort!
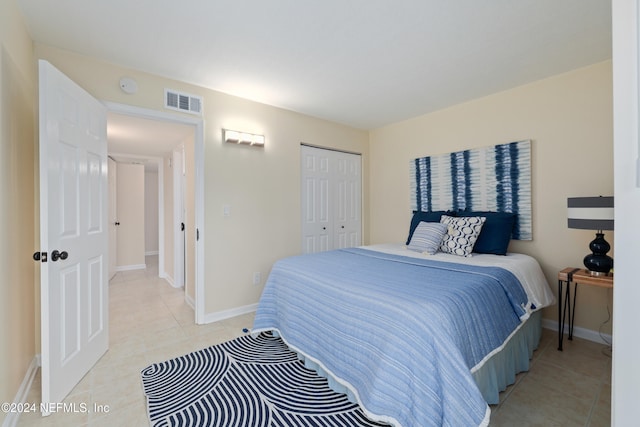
[115,263,146,272]
[2,356,40,427]
[163,275,175,287]
[542,318,612,346]
[202,303,258,324]
[185,293,195,310]
[145,251,159,256]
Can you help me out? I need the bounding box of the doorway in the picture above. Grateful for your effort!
[106,103,205,324]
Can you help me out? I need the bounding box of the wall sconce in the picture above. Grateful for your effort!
[223,129,265,146]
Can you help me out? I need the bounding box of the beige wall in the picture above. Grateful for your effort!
[116,162,146,268]
[203,92,370,312]
[205,98,370,312]
[32,43,366,315]
[144,170,159,254]
[369,61,614,334]
[0,0,36,421]
[163,153,175,282]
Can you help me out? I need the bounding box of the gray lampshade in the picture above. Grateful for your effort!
[567,196,614,231]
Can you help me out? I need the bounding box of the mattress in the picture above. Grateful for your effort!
[252,244,554,426]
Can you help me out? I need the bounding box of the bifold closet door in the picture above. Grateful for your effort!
[301,145,361,254]
[333,150,361,249]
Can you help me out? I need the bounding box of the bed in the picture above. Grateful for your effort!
[252,238,554,426]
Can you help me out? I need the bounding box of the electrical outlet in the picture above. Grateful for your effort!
[252,272,262,286]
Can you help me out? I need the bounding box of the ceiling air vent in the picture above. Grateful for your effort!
[164,89,203,115]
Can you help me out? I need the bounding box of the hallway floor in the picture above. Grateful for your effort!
[17,256,254,426]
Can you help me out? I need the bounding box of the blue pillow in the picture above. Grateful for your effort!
[455,211,517,255]
[406,211,451,244]
[407,222,449,254]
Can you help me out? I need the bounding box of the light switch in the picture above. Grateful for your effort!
[253,272,262,286]
[223,205,231,217]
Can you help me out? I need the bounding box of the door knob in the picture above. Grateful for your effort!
[51,250,68,262]
[115,221,120,226]
[33,251,48,262]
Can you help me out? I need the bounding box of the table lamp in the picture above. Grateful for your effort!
[567,196,614,276]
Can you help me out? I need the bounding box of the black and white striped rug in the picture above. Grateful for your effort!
[141,332,390,426]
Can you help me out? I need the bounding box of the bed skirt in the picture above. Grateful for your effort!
[472,309,542,404]
[286,309,541,417]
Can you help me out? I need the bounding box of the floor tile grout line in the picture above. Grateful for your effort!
[585,383,601,427]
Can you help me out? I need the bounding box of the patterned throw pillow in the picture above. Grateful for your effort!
[439,215,486,257]
[407,222,449,254]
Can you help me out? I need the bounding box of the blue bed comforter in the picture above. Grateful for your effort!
[252,247,530,427]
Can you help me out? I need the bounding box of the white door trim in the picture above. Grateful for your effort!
[108,157,117,280]
[104,102,205,324]
[173,144,185,289]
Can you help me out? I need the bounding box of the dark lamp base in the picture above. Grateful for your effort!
[583,232,613,275]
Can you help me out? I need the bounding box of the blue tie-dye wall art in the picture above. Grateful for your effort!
[410,140,531,240]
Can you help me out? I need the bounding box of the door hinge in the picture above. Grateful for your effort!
[196,228,199,241]
[33,251,48,262]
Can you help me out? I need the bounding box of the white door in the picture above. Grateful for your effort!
[115,163,146,269]
[38,60,108,412]
[301,146,332,253]
[334,153,361,249]
[108,157,117,280]
[301,145,361,254]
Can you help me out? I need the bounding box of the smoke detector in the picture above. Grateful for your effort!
[119,77,138,94]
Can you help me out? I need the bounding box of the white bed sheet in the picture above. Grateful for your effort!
[365,243,556,310]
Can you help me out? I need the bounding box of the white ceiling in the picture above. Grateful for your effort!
[107,112,195,170]
[17,0,611,131]
[107,112,194,158]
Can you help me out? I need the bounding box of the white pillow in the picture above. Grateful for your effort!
[407,222,449,254]
[439,215,486,257]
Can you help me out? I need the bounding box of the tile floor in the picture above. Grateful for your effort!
[17,256,611,426]
[489,328,611,426]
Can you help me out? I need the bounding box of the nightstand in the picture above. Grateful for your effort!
[557,267,613,351]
